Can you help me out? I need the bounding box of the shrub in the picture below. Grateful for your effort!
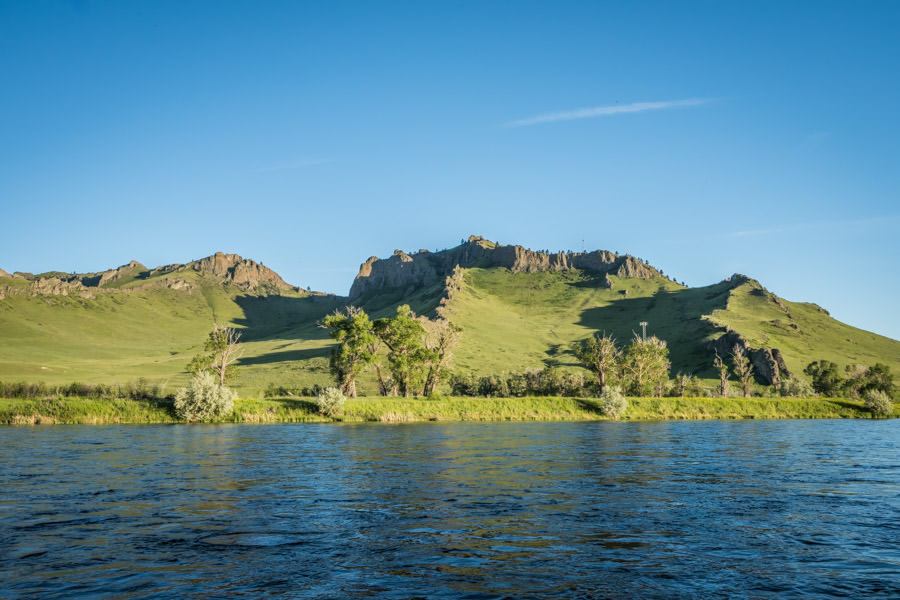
[599,386,627,420]
[316,387,346,418]
[780,376,815,397]
[864,389,893,417]
[174,371,236,422]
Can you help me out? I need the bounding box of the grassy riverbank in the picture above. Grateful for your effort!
[1,395,894,425]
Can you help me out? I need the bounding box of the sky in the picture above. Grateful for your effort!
[1,1,899,339]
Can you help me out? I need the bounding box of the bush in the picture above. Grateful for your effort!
[599,386,627,420]
[780,376,815,397]
[316,387,346,418]
[174,371,236,422]
[864,389,893,417]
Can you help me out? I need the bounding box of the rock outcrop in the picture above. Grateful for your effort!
[188,252,294,291]
[0,268,9,278]
[97,260,146,287]
[349,235,665,300]
[708,327,791,387]
[29,277,94,298]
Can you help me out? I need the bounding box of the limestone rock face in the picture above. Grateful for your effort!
[26,277,94,298]
[190,252,293,291]
[349,236,663,300]
[0,268,9,278]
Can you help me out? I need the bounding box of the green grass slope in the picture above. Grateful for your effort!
[1,262,897,396]
[0,274,344,395]
[706,278,900,375]
[439,268,899,383]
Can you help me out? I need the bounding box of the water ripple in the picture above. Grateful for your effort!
[1,421,899,598]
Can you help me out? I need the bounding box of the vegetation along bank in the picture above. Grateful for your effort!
[1,394,895,425]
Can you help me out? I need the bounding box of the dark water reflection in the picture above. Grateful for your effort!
[2,421,899,598]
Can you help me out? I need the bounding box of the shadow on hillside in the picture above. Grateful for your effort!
[237,347,329,366]
[575,285,730,377]
[232,294,346,342]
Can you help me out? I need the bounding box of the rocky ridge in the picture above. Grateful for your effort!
[0,252,299,298]
[350,235,665,300]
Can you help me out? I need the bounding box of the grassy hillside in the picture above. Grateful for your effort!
[0,274,343,395]
[438,268,899,385]
[1,261,897,396]
[706,278,900,376]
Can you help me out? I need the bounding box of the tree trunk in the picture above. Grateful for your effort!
[374,363,389,396]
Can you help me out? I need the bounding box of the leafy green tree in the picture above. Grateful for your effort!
[571,332,621,394]
[804,360,844,397]
[731,344,755,397]
[845,363,894,397]
[374,305,432,397]
[622,335,670,397]
[188,324,243,386]
[673,372,703,398]
[421,317,459,396]
[321,306,377,398]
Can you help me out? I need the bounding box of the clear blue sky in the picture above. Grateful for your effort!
[1,1,898,339]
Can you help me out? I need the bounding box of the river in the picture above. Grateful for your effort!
[1,421,898,598]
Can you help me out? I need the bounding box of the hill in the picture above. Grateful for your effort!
[0,253,344,394]
[1,238,897,395]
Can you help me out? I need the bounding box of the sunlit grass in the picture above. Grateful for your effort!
[3,394,892,425]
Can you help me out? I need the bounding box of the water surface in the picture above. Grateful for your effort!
[2,421,898,598]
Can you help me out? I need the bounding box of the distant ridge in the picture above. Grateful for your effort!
[350,235,665,300]
[0,236,896,393]
[0,252,302,298]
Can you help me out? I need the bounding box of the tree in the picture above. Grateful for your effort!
[622,335,670,397]
[845,363,894,398]
[188,324,243,387]
[374,305,431,397]
[713,351,730,397]
[321,306,377,398]
[731,344,755,397]
[421,317,459,396]
[571,332,621,394]
[674,372,702,398]
[804,360,844,397]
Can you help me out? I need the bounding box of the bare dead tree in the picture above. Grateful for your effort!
[713,350,729,397]
[731,344,755,398]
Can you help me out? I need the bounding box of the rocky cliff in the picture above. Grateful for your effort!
[186,252,294,291]
[349,235,665,300]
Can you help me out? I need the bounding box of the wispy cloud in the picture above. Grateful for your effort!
[727,214,900,238]
[504,98,714,127]
[251,158,331,174]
